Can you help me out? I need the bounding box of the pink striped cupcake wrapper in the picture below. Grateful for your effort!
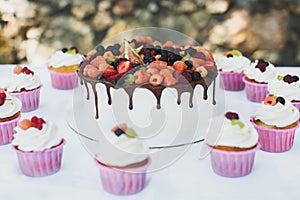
[219,71,245,91]
[243,76,268,102]
[208,145,259,178]
[0,115,21,145]
[95,158,151,195]
[292,101,300,111]
[251,118,299,152]
[9,87,41,112]
[13,139,66,177]
[49,70,78,90]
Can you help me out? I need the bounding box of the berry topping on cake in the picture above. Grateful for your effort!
[263,95,286,106]
[19,116,46,130]
[283,74,299,84]
[111,124,137,138]
[0,90,7,106]
[13,65,34,75]
[225,112,239,120]
[255,59,269,72]
[276,96,285,105]
[263,95,277,106]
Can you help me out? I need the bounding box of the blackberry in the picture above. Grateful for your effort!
[225,112,239,120]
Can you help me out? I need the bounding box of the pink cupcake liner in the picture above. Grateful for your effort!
[292,101,300,111]
[13,139,66,177]
[0,115,21,145]
[219,71,245,91]
[95,158,151,195]
[251,118,299,152]
[208,145,259,177]
[243,77,268,102]
[9,87,41,112]
[49,70,78,90]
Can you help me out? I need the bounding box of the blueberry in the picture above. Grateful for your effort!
[96,45,105,52]
[276,97,285,105]
[96,74,103,81]
[191,72,202,81]
[113,43,120,49]
[185,60,193,70]
[185,47,196,56]
[61,48,68,53]
[106,45,115,52]
[112,49,121,56]
[114,128,125,137]
[148,56,156,63]
[293,76,299,82]
[160,56,168,62]
[144,53,151,60]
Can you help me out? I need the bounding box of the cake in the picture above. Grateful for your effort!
[6,65,42,112]
[12,116,65,177]
[94,124,150,195]
[205,112,259,177]
[75,35,218,147]
[48,46,84,89]
[216,50,250,91]
[243,59,277,102]
[268,74,300,111]
[0,88,22,145]
[251,95,300,152]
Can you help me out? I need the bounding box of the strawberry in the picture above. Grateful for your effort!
[109,72,126,80]
[117,60,132,74]
[173,61,187,74]
[149,61,167,70]
[102,67,117,78]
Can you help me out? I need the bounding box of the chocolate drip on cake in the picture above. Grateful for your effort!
[78,72,216,119]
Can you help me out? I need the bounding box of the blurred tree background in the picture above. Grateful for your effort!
[0,0,300,66]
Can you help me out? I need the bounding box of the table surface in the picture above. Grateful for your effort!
[0,65,300,200]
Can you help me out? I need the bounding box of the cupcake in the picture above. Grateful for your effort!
[0,89,22,145]
[243,59,277,102]
[206,112,259,177]
[251,95,300,152]
[6,65,42,112]
[216,50,250,91]
[268,74,300,111]
[12,116,66,177]
[94,124,150,195]
[48,46,84,89]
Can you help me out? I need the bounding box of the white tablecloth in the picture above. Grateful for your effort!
[0,65,300,200]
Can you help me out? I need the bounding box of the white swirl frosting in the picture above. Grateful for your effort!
[0,92,22,118]
[268,76,300,101]
[254,99,300,127]
[216,55,251,72]
[95,132,149,167]
[6,73,41,92]
[206,117,258,148]
[48,51,84,68]
[12,120,62,152]
[244,60,277,83]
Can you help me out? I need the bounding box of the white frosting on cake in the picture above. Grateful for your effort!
[0,92,22,118]
[268,76,300,101]
[48,50,84,68]
[95,131,149,167]
[6,73,41,92]
[216,55,250,73]
[12,120,62,152]
[244,60,277,83]
[206,116,258,148]
[254,99,300,127]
